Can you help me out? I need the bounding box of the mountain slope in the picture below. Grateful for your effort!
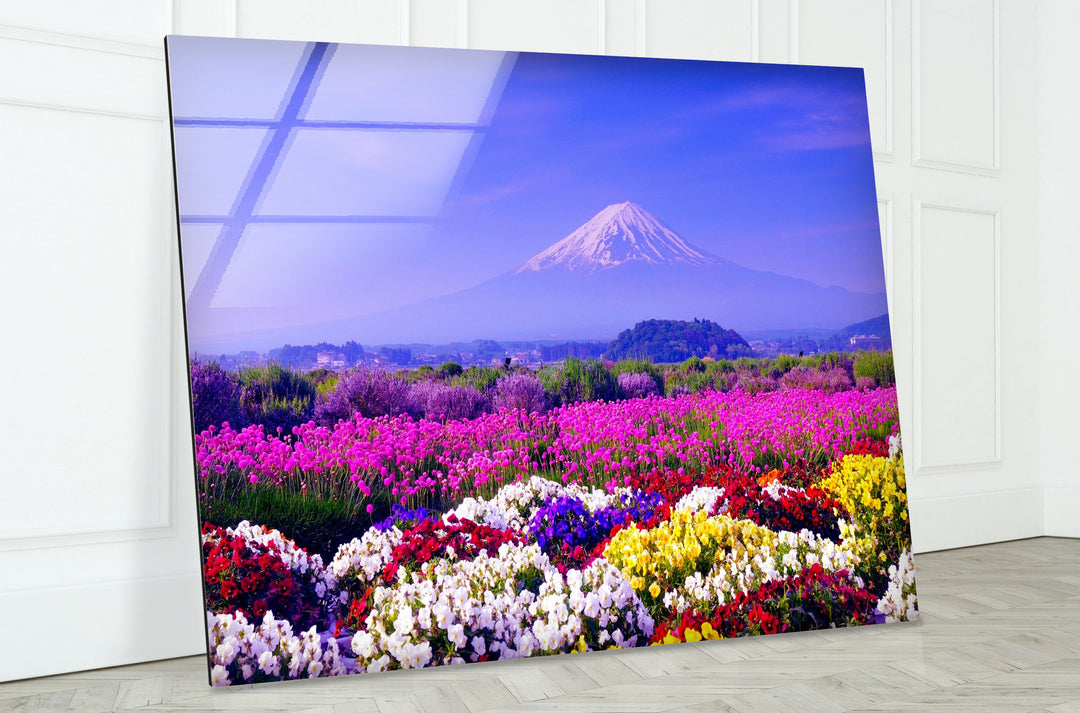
[517,201,719,273]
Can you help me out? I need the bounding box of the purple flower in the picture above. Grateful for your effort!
[190,358,241,432]
[314,367,411,426]
[780,366,853,393]
[617,372,659,400]
[408,380,491,421]
[493,373,547,413]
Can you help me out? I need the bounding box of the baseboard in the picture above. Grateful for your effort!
[0,573,204,683]
[908,488,1045,553]
[1044,486,1080,537]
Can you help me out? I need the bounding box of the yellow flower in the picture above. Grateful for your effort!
[648,582,661,598]
[819,454,910,548]
[573,635,588,653]
[683,628,703,643]
[701,622,720,640]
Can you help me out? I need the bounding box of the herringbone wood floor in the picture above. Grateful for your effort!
[2,537,1078,712]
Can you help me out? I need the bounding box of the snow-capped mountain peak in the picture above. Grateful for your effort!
[516,201,721,274]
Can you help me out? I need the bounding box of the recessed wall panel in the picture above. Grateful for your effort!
[645,0,754,61]
[917,204,997,468]
[0,104,167,539]
[469,0,600,53]
[914,0,996,170]
[236,0,400,44]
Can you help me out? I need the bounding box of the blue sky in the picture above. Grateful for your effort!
[441,52,883,293]
[171,39,884,346]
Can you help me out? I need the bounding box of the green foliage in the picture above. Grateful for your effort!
[201,483,371,562]
[453,365,501,392]
[438,361,464,378]
[604,318,749,363]
[820,351,855,379]
[665,370,715,396]
[734,356,759,372]
[304,368,339,395]
[543,357,619,405]
[237,363,317,434]
[854,350,896,386]
[680,356,707,373]
[712,359,736,374]
[772,354,800,375]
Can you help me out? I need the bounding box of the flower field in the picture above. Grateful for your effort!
[194,363,916,685]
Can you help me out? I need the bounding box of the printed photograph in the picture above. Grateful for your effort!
[167,35,916,686]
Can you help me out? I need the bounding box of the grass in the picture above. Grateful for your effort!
[201,484,377,561]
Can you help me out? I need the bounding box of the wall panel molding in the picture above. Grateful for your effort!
[908,487,1041,553]
[750,0,759,62]
[787,0,798,62]
[634,0,646,56]
[400,0,411,45]
[877,198,894,314]
[456,0,469,48]
[0,22,163,59]
[911,198,1001,475]
[911,0,999,175]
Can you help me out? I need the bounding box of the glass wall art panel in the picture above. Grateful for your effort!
[166,35,916,687]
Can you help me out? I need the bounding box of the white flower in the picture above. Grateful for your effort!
[352,631,376,658]
[400,641,433,669]
[394,606,415,635]
[432,602,453,629]
[215,640,237,666]
[367,654,391,673]
[448,623,467,649]
[210,664,231,687]
[257,650,279,676]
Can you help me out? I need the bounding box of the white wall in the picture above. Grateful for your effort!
[0,0,1067,681]
[1037,0,1080,538]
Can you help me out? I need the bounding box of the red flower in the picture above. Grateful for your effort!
[220,580,239,600]
[651,566,877,644]
[200,522,328,632]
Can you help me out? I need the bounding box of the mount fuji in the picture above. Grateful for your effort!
[517,201,720,273]
[203,202,888,351]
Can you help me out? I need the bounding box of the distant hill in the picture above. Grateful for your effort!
[819,313,892,352]
[604,318,750,363]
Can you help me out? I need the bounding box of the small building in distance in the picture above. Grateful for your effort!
[849,334,889,351]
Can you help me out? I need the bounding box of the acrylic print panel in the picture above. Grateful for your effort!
[166,35,916,686]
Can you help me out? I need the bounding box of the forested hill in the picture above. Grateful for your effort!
[604,319,750,363]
